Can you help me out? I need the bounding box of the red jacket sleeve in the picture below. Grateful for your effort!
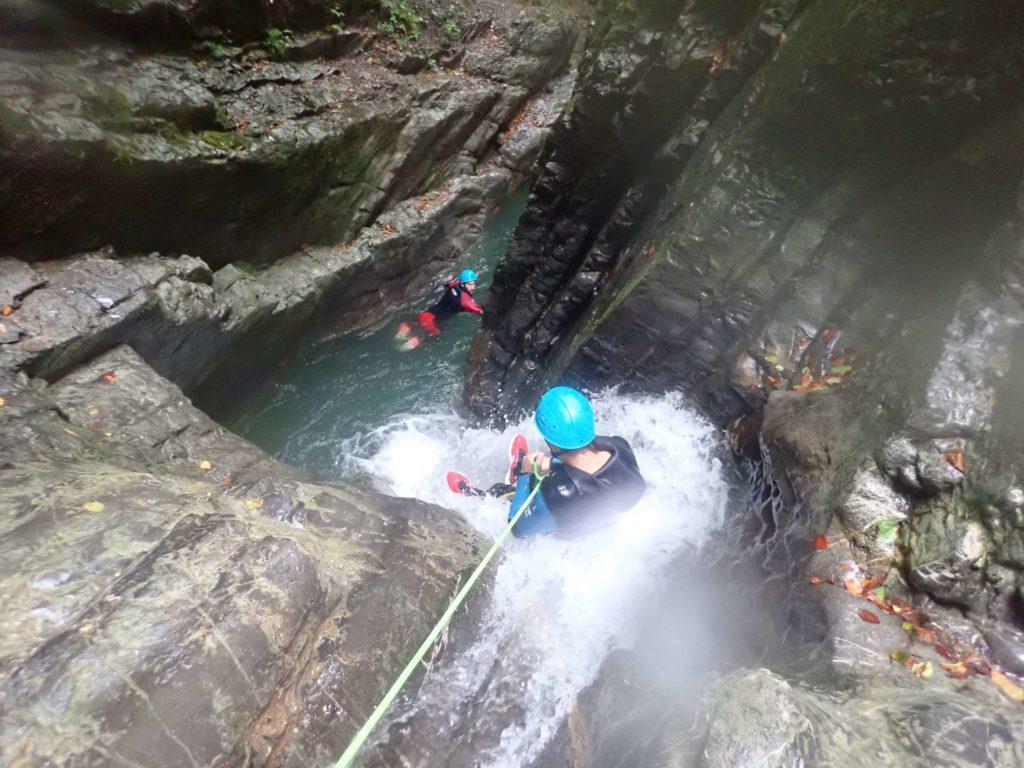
[460,291,484,314]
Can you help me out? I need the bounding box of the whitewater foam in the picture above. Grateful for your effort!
[340,390,727,766]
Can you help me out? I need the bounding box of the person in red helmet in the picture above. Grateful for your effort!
[397,269,483,349]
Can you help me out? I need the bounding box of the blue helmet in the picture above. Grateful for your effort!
[535,386,595,450]
[459,268,479,284]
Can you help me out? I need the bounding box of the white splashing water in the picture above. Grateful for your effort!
[339,390,728,767]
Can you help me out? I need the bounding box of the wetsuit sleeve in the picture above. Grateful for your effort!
[508,474,556,537]
[460,291,484,314]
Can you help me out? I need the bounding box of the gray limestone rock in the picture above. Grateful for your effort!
[0,345,487,768]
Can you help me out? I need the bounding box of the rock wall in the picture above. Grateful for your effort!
[467,0,1024,762]
[1,0,576,265]
[0,345,486,767]
[1,0,582,408]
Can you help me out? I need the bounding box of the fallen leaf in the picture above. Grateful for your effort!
[889,596,915,616]
[0,396,5,407]
[843,571,884,596]
[902,622,914,633]
[913,661,934,679]
[63,428,79,437]
[873,586,887,602]
[941,661,969,679]
[244,497,264,510]
[830,364,852,375]
[199,460,212,471]
[858,608,880,624]
[890,649,909,662]
[913,626,941,645]
[221,476,232,486]
[82,501,105,513]
[991,669,1024,702]
[809,575,826,585]
[101,370,117,384]
[934,642,958,661]
[764,353,779,363]
[1,305,12,316]
[812,534,829,550]
[943,450,964,472]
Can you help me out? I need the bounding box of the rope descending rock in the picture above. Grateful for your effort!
[331,477,544,768]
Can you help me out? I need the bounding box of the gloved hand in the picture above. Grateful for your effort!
[520,451,551,475]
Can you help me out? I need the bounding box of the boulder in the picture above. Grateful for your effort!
[0,345,487,768]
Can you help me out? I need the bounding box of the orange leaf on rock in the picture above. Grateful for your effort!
[100,370,116,384]
[942,450,964,473]
[941,661,969,679]
[809,575,826,585]
[1,305,12,316]
[812,534,829,551]
[844,573,884,596]
[858,609,881,624]
[888,596,913,615]
[991,669,1024,702]
[913,625,940,644]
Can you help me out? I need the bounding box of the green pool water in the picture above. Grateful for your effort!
[224,186,529,479]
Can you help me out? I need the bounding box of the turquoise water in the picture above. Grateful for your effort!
[225,187,529,478]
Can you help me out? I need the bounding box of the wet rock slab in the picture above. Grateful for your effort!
[0,345,487,767]
[0,2,579,265]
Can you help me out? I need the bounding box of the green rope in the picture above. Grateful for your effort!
[331,476,544,768]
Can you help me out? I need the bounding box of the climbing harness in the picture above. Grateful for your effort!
[331,472,544,768]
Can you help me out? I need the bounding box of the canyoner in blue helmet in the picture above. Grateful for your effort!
[445,386,646,537]
[396,267,483,349]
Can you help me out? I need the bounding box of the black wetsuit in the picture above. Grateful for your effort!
[508,435,646,537]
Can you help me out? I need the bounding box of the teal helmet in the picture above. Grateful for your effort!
[535,386,595,450]
[459,268,479,284]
